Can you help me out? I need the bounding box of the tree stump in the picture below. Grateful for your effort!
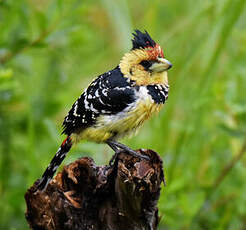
[25,149,165,230]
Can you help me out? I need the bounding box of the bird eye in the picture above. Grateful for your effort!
[140,60,152,69]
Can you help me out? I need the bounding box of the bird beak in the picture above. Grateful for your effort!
[149,58,172,72]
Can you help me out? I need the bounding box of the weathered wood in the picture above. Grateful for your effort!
[25,149,165,230]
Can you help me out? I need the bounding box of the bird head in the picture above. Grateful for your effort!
[119,30,172,85]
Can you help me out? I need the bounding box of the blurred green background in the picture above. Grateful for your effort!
[0,0,246,229]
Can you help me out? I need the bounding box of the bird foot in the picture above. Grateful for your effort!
[107,140,150,166]
[108,149,124,166]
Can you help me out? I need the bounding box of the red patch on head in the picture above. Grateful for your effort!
[146,44,164,60]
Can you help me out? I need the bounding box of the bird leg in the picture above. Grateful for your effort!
[107,141,126,166]
[106,140,150,166]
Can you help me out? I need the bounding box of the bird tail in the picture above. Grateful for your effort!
[37,136,73,191]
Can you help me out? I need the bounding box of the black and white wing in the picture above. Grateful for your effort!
[62,66,136,135]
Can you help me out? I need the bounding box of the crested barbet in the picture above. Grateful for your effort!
[37,30,172,191]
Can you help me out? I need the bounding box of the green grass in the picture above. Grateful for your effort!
[1,0,246,229]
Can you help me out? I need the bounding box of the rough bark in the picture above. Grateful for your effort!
[25,149,165,230]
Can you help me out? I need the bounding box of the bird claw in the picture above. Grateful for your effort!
[108,149,150,167]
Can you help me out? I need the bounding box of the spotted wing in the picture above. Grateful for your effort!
[62,66,136,135]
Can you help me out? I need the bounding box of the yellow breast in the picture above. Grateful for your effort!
[72,87,162,143]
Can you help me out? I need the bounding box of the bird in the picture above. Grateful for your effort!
[37,30,172,191]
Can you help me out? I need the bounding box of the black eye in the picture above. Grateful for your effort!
[140,60,152,70]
